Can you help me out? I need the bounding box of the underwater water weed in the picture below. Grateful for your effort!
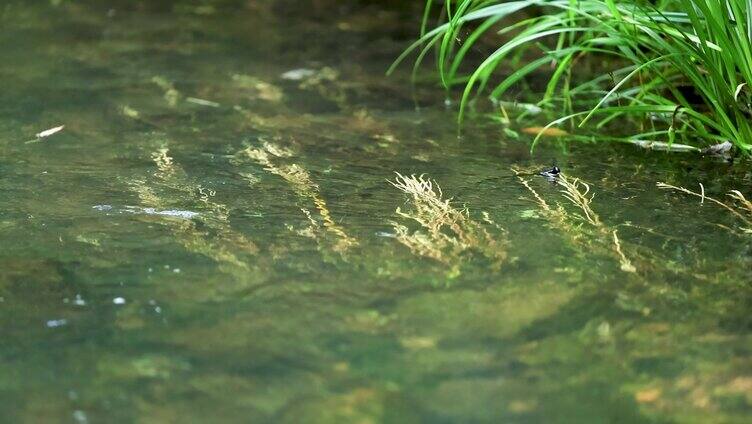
[133,193,250,271]
[126,148,257,274]
[147,146,239,226]
[657,182,752,232]
[145,145,258,257]
[557,175,636,272]
[151,76,181,107]
[396,0,752,153]
[557,176,600,226]
[729,191,752,218]
[611,229,636,273]
[389,173,507,270]
[237,142,358,253]
[513,168,636,272]
[232,74,284,102]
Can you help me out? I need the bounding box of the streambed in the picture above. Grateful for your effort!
[1,1,752,422]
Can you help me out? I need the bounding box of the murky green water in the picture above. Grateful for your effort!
[2,1,752,422]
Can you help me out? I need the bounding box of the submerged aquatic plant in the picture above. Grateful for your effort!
[657,182,752,232]
[513,167,636,272]
[127,145,259,279]
[389,173,507,270]
[237,142,359,253]
[394,0,752,153]
[557,176,600,226]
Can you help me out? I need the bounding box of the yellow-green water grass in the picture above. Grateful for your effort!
[236,142,359,254]
[658,182,752,233]
[513,167,637,272]
[389,173,508,270]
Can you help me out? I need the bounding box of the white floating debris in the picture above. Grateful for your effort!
[281,68,316,81]
[113,297,126,305]
[186,97,221,107]
[93,205,200,219]
[73,294,86,306]
[142,208,200,219]
[36,125,65,139]
[46,319,68,328]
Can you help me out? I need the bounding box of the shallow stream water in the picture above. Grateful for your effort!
[2,1,752,422]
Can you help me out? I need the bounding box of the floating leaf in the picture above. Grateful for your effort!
[635,388,661,403]
[522,126,568,137]
[35,125,65,138]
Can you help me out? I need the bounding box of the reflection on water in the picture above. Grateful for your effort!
[1,1,752,422]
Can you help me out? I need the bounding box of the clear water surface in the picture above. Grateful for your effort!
[2,1,752,423]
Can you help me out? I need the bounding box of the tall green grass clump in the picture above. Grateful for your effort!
[391,0,752,153]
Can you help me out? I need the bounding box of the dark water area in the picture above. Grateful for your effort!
[2,1,752,422]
